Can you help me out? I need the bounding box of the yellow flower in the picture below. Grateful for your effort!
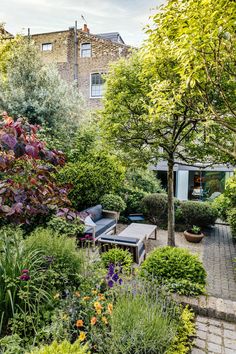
[94,301,102,310]
[79,331,86,342]
[90,316,97,325]
[53,293,60,299]
[75,291,80,297]
[76,319,84,328]
[83,296,91,301]
[96,309,101,315]
[102,316,108,324]
[92,289,97,295]
[107,303,113,315]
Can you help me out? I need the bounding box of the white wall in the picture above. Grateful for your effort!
[176,170,189,200]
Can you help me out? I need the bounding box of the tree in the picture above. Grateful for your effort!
[101,51,207,246]
[0,37,86,133]
[153,0,236,160]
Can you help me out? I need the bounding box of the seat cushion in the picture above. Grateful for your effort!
[99,235,140,245]
[84,218,116,238]
[85,205,102,222]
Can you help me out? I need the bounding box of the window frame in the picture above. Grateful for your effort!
[80,42,92,58]
[90,72,105,98]
[41,43,53,51]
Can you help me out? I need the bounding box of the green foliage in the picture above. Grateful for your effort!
[167,307,196,354]
[100,194,126,212]
[125,168,163,194]
[58,152,125,209]
[122,187,147,214]
[141,246,206,296]
[106,285,178,353]
[0,38,85,130]
[179,201,218,228]
[0,227,53,337]
[27,340,89,354]
[141,193,179,225]
[0,334,23,354]
[228,208,236,239]
[100,248,133,271]
[191,225,201,235]
[225,174,236,207]
[25,228,84,291]
[163,279,206,297]
[48,215,84,237]
[212,194,231,221]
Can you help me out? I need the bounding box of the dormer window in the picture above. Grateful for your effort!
[42,43,53,51]
[81,43,91,57]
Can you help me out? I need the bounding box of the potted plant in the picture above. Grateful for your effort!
[184,225,204,243]
[100,194,127,219]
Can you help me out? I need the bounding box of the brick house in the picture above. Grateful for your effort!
[31,24,131,109]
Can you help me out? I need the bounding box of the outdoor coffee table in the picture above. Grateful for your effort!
[118,223,157,242]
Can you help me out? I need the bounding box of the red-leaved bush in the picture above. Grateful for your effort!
[0,113,70,225]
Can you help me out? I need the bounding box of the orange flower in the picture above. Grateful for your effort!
[102,316,108,324]
[91,316,97,325]
[98,293,105,301]
[76,319,84,328]
[94,301,102,310]
[107,303,113,315]
[79,331,86,342]
[83,296,90,301]
[75,291,80,297]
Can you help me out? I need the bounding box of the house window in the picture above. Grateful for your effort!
[91,73,105,98]
[81,43,91,57]
[42,43,53,51]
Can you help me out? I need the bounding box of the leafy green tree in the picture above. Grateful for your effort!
[154,0,236,160]
[101,50,207,246]
[0,37,85,132]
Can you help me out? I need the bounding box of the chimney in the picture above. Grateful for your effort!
[83,24,90,33]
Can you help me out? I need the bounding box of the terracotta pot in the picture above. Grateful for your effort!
[184,230,204,243]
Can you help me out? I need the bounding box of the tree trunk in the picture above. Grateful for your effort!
[167,157,175,246]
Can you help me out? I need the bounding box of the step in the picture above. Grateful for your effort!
[172,294,236,323]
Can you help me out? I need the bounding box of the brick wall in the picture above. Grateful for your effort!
[31,29,131,109]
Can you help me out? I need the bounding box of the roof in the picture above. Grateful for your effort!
[0,27,13,38]
[95,32,125,44]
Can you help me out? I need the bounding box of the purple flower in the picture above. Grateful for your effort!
[108,280,114,288]
[112,273,119,282]
[118,278,123,285]
[20,274,31,281]
[21,269,29,274]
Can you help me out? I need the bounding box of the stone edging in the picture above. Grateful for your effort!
[172,294,236,323]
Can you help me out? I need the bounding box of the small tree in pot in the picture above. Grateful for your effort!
[184,225,204,243]
[100,194,126,218]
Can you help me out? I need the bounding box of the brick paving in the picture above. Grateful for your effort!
[203,224,236,301]
[192,316,236,354]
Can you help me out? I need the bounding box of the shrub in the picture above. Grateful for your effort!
[228,208,236,239]
[100,194,126,212]
[122,187,147,214]
[212,194,231,221]
[167,307,195,354]
[58,152,125,210]
[179,201,218,228]
[24,228,84,291]
[141,193,179,225]
[0,114,70,227]
[100,248,133,271]
[27,340,89,354]
[141,246,206,296]
[225,174,236,207]
[125,168,163,194]
[47,209,84,237]
[106,285,178,353]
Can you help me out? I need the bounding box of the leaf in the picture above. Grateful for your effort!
[1,205,12,213]
[1,134,17,149]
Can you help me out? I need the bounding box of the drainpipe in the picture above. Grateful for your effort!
[74,20,78,86]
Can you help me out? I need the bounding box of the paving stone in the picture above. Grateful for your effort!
[224,338,236,350]
[191,348,206,354]
[194,338,206,349]
[208,325,222,335]
[207,342,222,353]
[208,333,222,345]
[223,329,236,340]
[224,348,236,354]
[197,330,207,340]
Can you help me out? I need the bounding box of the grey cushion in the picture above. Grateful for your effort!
[99,235,140,244]
[85,204,102,222]
[84,218,116,238]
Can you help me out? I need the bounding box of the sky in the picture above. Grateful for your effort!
[0,0,165,46]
